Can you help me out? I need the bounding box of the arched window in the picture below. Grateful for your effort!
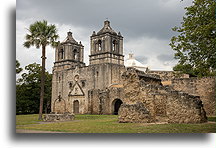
[73,49,78,60]
[112,40,116,51]
[58,48,64,60]
[98,40,102,51]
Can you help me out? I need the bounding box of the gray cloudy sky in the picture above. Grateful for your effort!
[16,0,193,73]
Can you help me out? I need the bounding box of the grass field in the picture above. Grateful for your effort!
[16,114,216,133]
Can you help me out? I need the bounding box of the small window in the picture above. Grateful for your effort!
[112,40,116,51]
[98,40,102,51]
[81,81,85,87]
[69,82,72,88]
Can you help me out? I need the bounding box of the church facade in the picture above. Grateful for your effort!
[51,20,126,115]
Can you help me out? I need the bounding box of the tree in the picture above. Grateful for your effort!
[16,63,52,114]
[16,60,23,74]
[23,20,59,120]
[170,0,216,77]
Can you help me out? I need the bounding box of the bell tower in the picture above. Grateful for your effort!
[54,31,85,70]
[89,20,124,65]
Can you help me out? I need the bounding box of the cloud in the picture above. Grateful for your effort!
[16,0,192,39]
[124,36,177,70]
[16,0,193,72]
[157,54,174,62]
[135,56,148,65]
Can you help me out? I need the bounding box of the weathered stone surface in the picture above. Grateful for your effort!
[148,71,215,116]
[166,92,207,123]
[148,70,189,81]
[118,102,154,123]
[171,77,215,116]
[119,68,207,123]
[43,113,75,122]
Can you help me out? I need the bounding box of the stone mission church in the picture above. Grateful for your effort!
[50,20,214,123]
[52,20,125,115]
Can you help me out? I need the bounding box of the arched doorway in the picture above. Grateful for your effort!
[113,99,123,115]
[73,100,79,114]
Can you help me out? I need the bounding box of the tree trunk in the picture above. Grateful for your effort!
[38,45,46,120]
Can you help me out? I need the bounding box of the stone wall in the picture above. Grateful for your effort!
[166,91,207,123]
[118,102,153,123]
[118,68,207,123]
[53,98,67,114]
[44,113,74,122]
[88,87,124,114]
[171,77,215,116]
[148,71,189,86]
[148,71,189,81]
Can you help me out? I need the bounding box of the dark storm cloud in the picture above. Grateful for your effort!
[16,0,193,71]
[157,54,174,62]
[16,0,192,40]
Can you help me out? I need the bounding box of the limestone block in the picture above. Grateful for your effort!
[43,112,75,122]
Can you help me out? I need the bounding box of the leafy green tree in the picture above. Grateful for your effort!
[23,20,58,119]
[16,63,52,115]
[170,0,216,77]
[16,60,23,74]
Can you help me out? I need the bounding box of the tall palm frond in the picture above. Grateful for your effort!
[24,20,59,49]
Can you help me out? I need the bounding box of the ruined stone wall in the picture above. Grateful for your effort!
[166,91,207,123]
[148,71,189,81]
[171,77,215,116]
[119,102,153,123]
[137,84,207,123]
[119,68,160,123]
[147,70,215,116]
[87,89,101,114]
[88,87,124,115]
[148,71,189,86]
[44,113,74,122]
[118,68,207,123]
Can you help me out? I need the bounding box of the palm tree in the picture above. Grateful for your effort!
[23,20,59,120]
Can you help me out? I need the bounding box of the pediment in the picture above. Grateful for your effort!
[69,82,85,96]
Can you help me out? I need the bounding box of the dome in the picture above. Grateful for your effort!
[125,53,148,72]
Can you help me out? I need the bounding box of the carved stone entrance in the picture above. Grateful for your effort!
[73,100,79,114]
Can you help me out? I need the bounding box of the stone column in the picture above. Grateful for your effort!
[119,38,123,55]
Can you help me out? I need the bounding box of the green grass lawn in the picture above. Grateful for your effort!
[16,114,216,133]
[16,114,41,125]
